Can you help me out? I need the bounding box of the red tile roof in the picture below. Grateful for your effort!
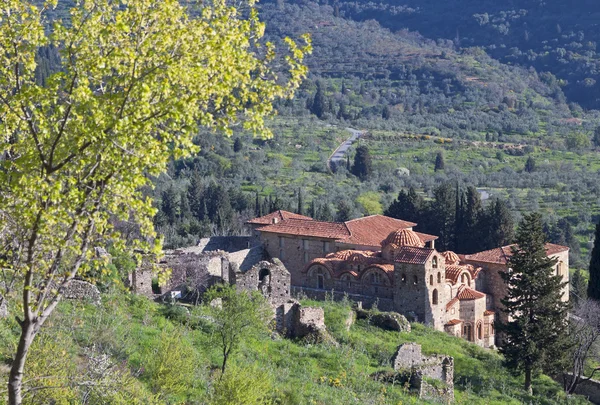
[365,263,395,274]
[393,246,434,265]
[341,215,417,247]
[415,232,438,244]
[457,286,486,300]
[446,297,459,310]
[465,243,569,264]
[246,210,313,225]
[445,319,462,326]
[382,229,425,248]
[445,265,464,284]
[257,218,351,239]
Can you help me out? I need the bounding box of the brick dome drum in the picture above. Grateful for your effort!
[382,228,424,248]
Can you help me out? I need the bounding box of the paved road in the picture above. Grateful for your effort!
[328,127,365,171]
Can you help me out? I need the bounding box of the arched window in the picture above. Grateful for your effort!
[259,268,271,283]
[370,272,382,285]
[437,272,441,283]
[463,324,473,341]
[341,274,352,289]
[413,275,418,285]
[477,322,483,340]
[317,271,325,289]
[432,289,438,305]
[432,256,438,269]
[429,274,434,285]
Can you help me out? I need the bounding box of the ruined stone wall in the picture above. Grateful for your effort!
[235,259,291,306]
[295,287,395,312]
[561,374,600,403]
[392,263,430,324]
[62,280,101,305]
[132,268,154,297]
[0,293,7,318]
[196,236,254,252]
[392,343,423,369]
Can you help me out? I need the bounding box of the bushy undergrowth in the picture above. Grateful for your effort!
[0,294,591,404]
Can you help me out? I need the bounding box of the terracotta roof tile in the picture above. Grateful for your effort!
[445,265,463,284]
[393,246,434,265]
[257,218,351,239]
[446,297,459,310]
[246,210,313,225]
[484,310,495,316]
[382,229,425,248]
[445,319,462,326]
[465,243,569,264]
[341,215,417,247]
[364,263,395,274]
[415,232,438,243]
[457,286,486,300]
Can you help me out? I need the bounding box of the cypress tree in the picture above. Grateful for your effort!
[524,156,536,173]
[310,81,328,119]
[254,192,261,217]
[434,151,445,172]
[588,220,600,300]
[570,269,587,306]
[297,189,304,215]
[336,201,352,222]
[427,183,456,251]
[483,198,514,249]
[160,186,179,225]
[497,213,569,395]
[459,186,484,253]
[233,137,243,153]
[351,145,372,180]
[187,171,204,220]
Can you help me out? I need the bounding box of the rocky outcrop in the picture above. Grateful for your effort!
[356,308,411,332]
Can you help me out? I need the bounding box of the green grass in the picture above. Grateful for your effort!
[0,293,590,404]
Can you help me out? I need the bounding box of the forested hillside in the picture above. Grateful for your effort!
[308,0,600,108]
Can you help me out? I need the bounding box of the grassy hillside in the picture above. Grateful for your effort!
[0,293,590,404]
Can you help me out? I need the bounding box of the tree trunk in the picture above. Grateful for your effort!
[8,319,36,405]
[524,367,533,396]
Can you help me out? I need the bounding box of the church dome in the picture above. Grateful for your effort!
[442,251,460,265]
[382,229,424,248]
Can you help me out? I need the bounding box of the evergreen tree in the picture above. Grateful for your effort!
[382,105,391,120]
[384,187,424,224]
[254,192,261,217]
[524,156,536,173]
[233,137,243,153]
[161,186,179,225]
[346,154,351,171]
[317,203,334,222]
[310,81,328,119]
[427,183,456,251]
[482,198,514,249]
[351,145,372,180]
[308,200,317,219]
[588,220,600,301]
[187,171,204,220]
[434,151,445,172]
[593,127,600,147]
[336,200,352,222]
[571,269,587,306]
[297,188,304,215]
[458,186,484,253]
[497,213,569,395]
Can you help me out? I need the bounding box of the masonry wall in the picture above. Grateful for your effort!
[235,259,291,306]
[261,233,337,286]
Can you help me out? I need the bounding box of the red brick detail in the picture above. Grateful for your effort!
[382,229,425,248]
[257,218,351,239]
[246,210,313,225]
[446,297,459,311]
[483,310,495,316]
[445,265,463,284]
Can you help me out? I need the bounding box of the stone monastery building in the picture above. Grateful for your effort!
[248,210,570,348]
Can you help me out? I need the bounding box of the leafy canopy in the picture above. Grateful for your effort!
[0,0,309,317]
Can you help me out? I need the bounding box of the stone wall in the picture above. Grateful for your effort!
[295,286,395,312]
[392,343,454,403]
[235,259,290,306]
[561,374,600,403]
[196,236,255,253]
[62,280,102,305]
[0,293,7,318]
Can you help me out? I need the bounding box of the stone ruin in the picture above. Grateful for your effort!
[0,292,7,318]
[130,237,331,342]
[61,280,102,305]
[390,343,454,403]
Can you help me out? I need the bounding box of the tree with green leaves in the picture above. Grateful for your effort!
[297,188,304,215]
[497,213,569,395]
[593,127,600,148]
[202,285,271,376]
[434,151,445,172]
[310,81,328,119]
[0,0,309,403]
[427,182,456,251]
[571,269,587,306]
[233,137,243,153]
[588,220,600,301]
[457,186,483,254]
[351,145,372,180]
[482,198,514,250]
[384,187,424,224]
[336,200,352,222]
[524,156,536,173]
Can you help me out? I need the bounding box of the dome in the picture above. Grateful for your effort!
[382,228,424,248]
[328,250,356,261]
[442,251,460,265]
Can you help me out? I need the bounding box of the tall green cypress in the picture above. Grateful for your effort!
[351,145,372,180]
[588,220,600,300]
[297,188,304,215]
[459,186,483,253]
[571,269,587,306]
[497,213,569,395]
[384,187,424,224]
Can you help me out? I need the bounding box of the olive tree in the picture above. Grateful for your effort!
[0,0,309,403]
